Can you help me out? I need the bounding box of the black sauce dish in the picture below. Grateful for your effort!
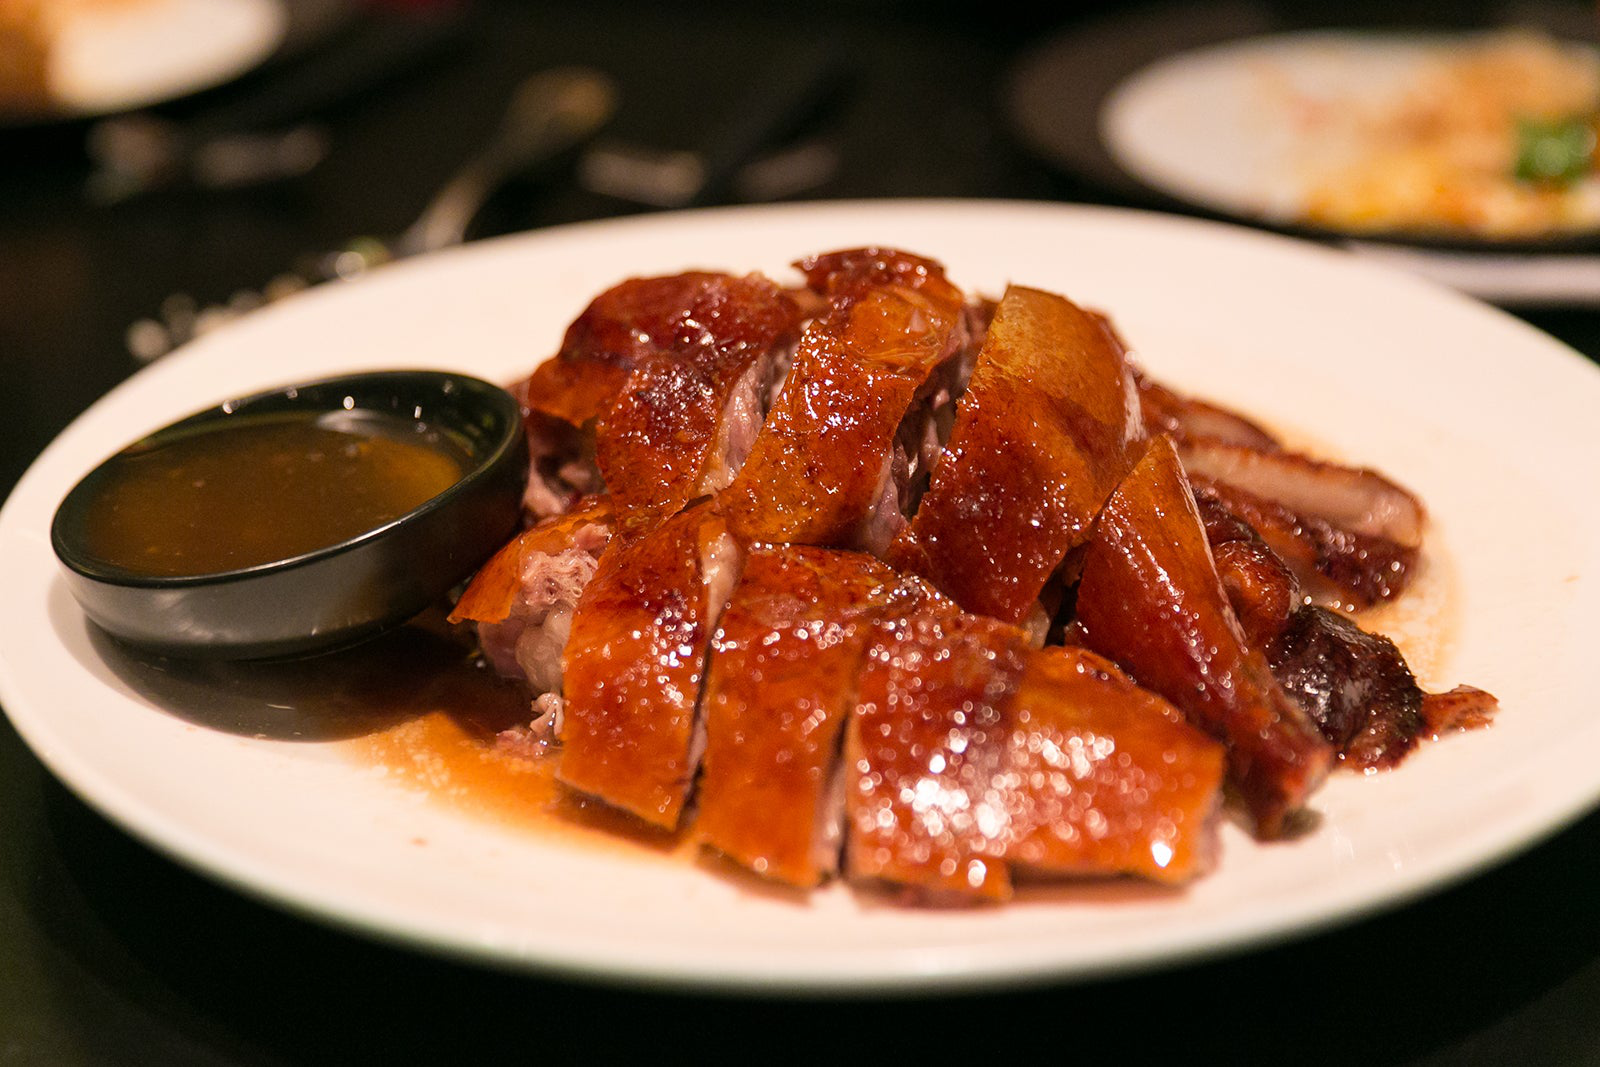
[50,370,528,660]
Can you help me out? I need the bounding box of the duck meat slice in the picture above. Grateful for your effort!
[449,495,614,695]
[1191,488,1303,645]
[1263,605,1429,770]
[1179,437,1426,549]
[1194,490,1493,769]
[844,602,1226,900]
[516,271,803,525]
[557,500,743,829]
[1073,436,1333,838]
[1001,646,1225,885]
[1192,476,1418,608]
[720,252,971,553]
[844,608,1028,903]
[592,274,804,535]
[694,545,916,887]
[891,284,1144,626]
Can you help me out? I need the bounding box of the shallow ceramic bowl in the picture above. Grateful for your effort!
[50,369,528,659]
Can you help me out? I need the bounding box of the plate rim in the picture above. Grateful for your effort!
[6,197,1600,993]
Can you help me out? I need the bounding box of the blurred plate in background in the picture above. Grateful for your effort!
[1006,1,1600,303]
[0,0,351,123]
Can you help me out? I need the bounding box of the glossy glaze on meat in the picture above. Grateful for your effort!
[844,605,1226,901]
[557,500,742,829]
[694,545,922,887]
[844,608,1031,901]
[719,251,971,552]
[591,274,802,535]
[517,272,802,526]
[451,245,1495,901]
[1074,436,1334,837]
[891,284,1143,625]
[1002,646,1225,885]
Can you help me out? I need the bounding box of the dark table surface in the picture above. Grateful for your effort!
[5,1,1600,1062]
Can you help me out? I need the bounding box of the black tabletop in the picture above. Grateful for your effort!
[4,2,1599,1062]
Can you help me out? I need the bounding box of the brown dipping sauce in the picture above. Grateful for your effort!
[77,411,468,577]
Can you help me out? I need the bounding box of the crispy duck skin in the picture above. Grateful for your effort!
[795,247,967,307]
[1264,605,1430,770]
[592,273,803,535]
[719,253,969,551]
[1073,436,1333,838]
[694,545,917,887]
[557,501,742,829]
[845,604,1225,900]
[845,608,1028,902]
[524,272,754,426]
[891,284,1144,625]
[1002,646,1225,885]
[515,272,801,525]
[1192,476,1417,608]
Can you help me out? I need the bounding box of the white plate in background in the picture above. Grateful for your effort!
[1099,29,1600,238]
[14,0,288,118]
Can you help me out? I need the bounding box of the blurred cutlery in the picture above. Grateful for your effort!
[578,41,846,209]
[87,7,472,203]
[127,65,619,361]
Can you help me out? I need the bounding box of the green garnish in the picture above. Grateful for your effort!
[1514,115,1597,185]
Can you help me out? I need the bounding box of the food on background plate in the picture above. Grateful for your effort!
[1296,30,1600,238]
[1101,27,1600,241]
[450,246,1496,904]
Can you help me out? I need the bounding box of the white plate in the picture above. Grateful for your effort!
[4,200,1600,992]
[16,0,287,119]
[1100,30,1600,237]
